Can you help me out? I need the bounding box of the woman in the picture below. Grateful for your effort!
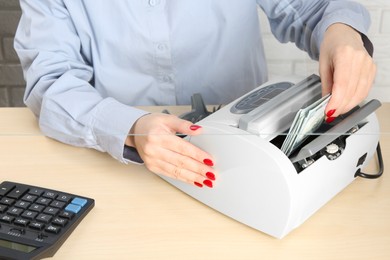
[14,0,376,188]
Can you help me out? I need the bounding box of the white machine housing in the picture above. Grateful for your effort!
[161,75,381,238]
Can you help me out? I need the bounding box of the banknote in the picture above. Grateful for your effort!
[281,94,331,156]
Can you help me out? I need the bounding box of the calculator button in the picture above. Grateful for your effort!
[71,197,87,207]
[29,204,45,212]
[43,207,59,216]
[52,217,68,227]
[59,211,74,220]
[57,194,72,203]
[0,182,15,196]
[7,207,24,217]
[14,218,30,227]
[0,197,15,206]
[28,188,44,196]
[36,213,52,223]
[0,205,8,213]
[22,194,38,203]
[65,204,81,214]
[36,197,52,206]
[50,201,66,209]
[45,225,61,234]
[14,200,31,209]
[0,214,14,223]
[43,191,58,200]
[21,210,38,220]
[7,187,28,199]
[29,221,45,230]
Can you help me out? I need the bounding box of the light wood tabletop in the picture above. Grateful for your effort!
[0,104,389,260]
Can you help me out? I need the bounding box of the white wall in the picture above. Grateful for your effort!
[258,0,390,102]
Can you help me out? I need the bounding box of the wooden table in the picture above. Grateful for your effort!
[0,105,389,259]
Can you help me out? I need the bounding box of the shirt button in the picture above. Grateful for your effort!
[157,43,167,51]
[162,75,172,83]
[149,0,160,6]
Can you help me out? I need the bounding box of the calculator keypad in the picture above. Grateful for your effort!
[0,182,91,240]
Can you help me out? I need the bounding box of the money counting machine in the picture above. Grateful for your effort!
[161,74,384,238]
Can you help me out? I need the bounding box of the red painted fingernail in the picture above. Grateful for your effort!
[190,125,202,131]
[203,179,213,188]
[194,182,203,188]
[206,172,216,181]
[326,117,336,124]
[203,159,214,166]
[326,109,336,117]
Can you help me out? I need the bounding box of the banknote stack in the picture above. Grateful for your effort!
[281,94,331,156]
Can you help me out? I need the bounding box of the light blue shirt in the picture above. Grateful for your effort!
[14,0,371,162]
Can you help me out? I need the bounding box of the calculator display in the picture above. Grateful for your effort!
[0,239,36,253]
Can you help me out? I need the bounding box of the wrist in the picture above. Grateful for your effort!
[325,23,364,47]
[125,127,136,147]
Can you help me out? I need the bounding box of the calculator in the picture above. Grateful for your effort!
[0,181,94,260]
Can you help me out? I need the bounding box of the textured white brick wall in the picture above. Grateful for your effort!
[259,0,390,102]
[0,0,23,107]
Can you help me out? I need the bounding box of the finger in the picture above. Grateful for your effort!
[163,115,203,138]
[163,115,202,136]
[339,71,359,115]
[342,59,376,113]
[156,131,214,165]
[319,52,338,118]
[319,55,334,97]
[156,144,217,179]
[337,50,366,114]
[325,78,349,118]
[147,157,215,188]
[142,134,214,169]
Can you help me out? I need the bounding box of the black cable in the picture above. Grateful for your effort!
[355,143,384,179]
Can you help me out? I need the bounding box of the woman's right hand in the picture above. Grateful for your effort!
[125,113,216,188]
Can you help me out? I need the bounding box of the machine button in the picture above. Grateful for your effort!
[326,143,339,154]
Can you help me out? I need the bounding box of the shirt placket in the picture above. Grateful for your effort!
[146,0,176,104]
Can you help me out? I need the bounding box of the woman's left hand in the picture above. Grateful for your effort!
[319,23,376,121]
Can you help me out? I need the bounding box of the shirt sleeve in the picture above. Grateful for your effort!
[257,0,373,59]
[14,0,148,163]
